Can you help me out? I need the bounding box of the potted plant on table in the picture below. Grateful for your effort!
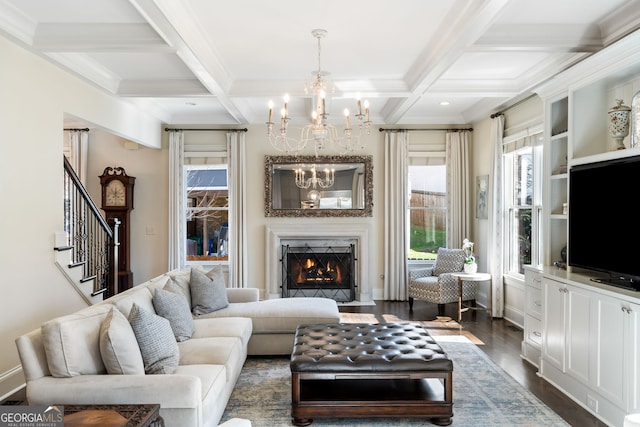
[462,238,477,274]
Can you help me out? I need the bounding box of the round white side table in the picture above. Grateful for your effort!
[450,272,492,322]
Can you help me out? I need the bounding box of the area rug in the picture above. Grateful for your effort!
[220,336,568,426]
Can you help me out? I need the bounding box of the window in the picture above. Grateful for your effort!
[408,164,447,260]
[185,164,229,262]
[503,141,542,275]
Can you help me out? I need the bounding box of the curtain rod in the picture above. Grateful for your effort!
[490,93,538,118]
[164,127,248,132]
[64,128,90,131]
[378,127,473,133]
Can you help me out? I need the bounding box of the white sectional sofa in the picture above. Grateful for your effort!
[15,267,340,427]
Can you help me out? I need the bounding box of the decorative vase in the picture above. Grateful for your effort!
[608,99,631,150]
[464,263,477,274]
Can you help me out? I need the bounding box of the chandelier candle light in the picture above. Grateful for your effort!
[266,29,371,155]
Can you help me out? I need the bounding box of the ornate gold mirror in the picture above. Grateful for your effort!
[265,155,373,217]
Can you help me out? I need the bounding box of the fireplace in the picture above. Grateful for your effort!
[282,244,355,302]
[265,224,372,303]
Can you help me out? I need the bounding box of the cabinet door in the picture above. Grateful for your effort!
[627,302,640,413]
[594,295,627,408]
[565,285,591,383]
[543,277,566,370]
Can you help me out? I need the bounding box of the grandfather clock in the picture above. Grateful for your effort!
[100,166,135,295]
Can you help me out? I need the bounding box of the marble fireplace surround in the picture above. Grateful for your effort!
[265,224,372,303]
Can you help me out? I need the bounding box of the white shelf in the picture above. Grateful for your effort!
[550,214,567,220]
[570,145,640,167]
[550,131,568,140]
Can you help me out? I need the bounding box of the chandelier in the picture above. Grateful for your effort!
[294,164,335,189]
[266,29,371,155]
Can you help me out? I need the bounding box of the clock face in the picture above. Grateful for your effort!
[106,180,126,207]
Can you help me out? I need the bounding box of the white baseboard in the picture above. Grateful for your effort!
[0,365,25,402]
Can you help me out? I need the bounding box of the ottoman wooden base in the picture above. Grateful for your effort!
[290,323,453,426]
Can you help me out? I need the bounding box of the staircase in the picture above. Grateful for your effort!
[54,156,118,305]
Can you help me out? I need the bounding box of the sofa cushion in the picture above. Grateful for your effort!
[190,267,229,316]
[192,317,253,346]
[197,297,340,334]
[41,304,111,377]
[112,287,156,318]
[153,287,195,342]
[99,307,145,375]
[128,303,179,374]
[178,336,244,382]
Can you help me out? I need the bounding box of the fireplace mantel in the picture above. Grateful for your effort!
[265,224,372,302]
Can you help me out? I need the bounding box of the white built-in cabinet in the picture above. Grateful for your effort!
[522,29,640,427]
[536,270,640,426]
[541,276,591,384]
[521,266,543,368]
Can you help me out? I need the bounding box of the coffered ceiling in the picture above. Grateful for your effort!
[2,0,640,126]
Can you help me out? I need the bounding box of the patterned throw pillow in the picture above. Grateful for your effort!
[99,307,145,375]
[153,286,195,342]
[432,248,466,276]
[190,267,229,316]
[128,303,179,374]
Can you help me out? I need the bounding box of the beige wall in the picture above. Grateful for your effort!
[85,131,169,285]
[0,36,163,398]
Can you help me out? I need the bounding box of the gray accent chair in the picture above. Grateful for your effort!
[408,247,477,316]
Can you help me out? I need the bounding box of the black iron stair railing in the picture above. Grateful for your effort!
[63,156,118,298]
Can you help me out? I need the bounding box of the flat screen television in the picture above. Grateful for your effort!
[569,155,640,291]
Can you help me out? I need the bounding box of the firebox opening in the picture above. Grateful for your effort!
[281,244,356,302]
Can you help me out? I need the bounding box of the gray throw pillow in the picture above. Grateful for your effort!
[153,287,195,342]
[128,303,179,374]
[190,267,229,316]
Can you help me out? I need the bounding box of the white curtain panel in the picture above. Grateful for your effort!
[489,116,505,317]
[168,131,184,271]
[383,131,409,301]
[227,132,247,288]
[446,131,471,249]
[67,130,88,184]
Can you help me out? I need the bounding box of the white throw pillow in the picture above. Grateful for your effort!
[190,267,229,316]
[128,303,179,374]
[99,307,145,375]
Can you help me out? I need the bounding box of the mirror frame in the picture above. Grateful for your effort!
[265,154,373,217]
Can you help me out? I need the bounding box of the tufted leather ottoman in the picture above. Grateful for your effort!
[290,323,453,426]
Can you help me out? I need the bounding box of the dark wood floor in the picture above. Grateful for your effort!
[339,300,608,427]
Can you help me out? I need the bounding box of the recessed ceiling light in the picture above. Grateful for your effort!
[440,101,450,106]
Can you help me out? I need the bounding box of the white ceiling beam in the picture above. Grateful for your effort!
[385,0,513,124]
[229,79,410,99]
[599,1,640,46]
[0,0,37,45]
[45,52,122,94]
[128,0,249,124]
[117,79,210,96]
[473,24,603,52]
[33,23,174,52]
